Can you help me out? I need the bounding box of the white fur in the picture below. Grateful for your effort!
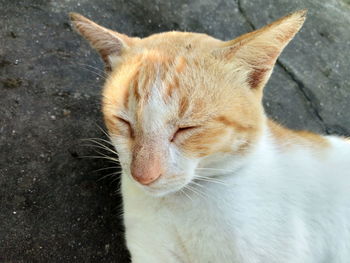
[121,123,350,263]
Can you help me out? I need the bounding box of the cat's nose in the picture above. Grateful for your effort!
[131,169,161,185]
[131,143,163,185]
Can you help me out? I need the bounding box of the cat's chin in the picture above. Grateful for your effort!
[142,186,185,198]
[136,176,193,198]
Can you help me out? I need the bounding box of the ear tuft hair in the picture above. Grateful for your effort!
[69,12,135,72]
[219,10,307,90]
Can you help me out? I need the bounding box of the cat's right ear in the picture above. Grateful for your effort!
[69,13,138,72]
[215,10,306,92]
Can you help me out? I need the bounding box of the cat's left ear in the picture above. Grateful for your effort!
[70,13,138,72]
[218,10,307,91]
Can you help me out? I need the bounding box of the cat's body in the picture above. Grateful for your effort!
[70,10,350,263]
[123,125,350,263]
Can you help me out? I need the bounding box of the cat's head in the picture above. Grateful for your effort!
[70,11,306,196]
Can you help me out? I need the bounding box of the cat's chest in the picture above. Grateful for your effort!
[125,181,294,263]
[172,197,239,262]
[122,177,239,261]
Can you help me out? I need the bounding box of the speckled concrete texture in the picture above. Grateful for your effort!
[1,0,349,262]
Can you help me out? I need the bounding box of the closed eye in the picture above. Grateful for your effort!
[114,116,134,138]
[171,126,199,142]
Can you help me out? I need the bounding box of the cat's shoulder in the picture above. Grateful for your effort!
[267,119,350,152]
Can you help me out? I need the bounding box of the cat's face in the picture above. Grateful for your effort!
[70,11,306,196]
[102,33,264,196]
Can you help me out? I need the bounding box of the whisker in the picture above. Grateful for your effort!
[196,167,235,172]
[82,147,119,161]
[81,144,115,157]
[93,166,121,173]
[183,185,197,199]
[98,171,123,181]
[79,62,106,75]
[81,143,119,157]
[194,174,226,183]
[80,65,106,80]
[79,155,119,163]
[196,178,226,186]
[189,180,205,189]
[193,175,227,186]
[73,62,108,80]
[81,137,115,148]
[94,123,113,140]
[192,184,209,199]
[180,189,193,202]
[186,184,207,200]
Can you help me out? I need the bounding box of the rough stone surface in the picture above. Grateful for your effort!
[1,0,349,262]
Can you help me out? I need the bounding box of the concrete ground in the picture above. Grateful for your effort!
[1,0,350,262]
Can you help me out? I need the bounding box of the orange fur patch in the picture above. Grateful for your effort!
[248,68,269,89]
[178,97,189,118]
[215,116,254,132]
[176,56,187,73]
[268,120,329,150]
[166,75,181,98]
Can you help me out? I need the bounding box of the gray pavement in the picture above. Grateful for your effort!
[1,0,349,261]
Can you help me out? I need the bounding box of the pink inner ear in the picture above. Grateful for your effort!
[70,13,134,72]
[248,68,269,89]
[220,11,306,90]
[245,45,280,89]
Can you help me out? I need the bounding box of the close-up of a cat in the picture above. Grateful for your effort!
[70,10,350,263]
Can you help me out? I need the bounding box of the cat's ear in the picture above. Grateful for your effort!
[218,10,306,90]
[69,13,138,72]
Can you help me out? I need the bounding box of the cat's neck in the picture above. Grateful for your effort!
[198,118,331,182]
[198,120,276,179]
[266,119,330,151]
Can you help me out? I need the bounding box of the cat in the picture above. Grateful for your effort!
[70,10,350,263]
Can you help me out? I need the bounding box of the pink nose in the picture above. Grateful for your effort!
[131,168,161,185]
[131,143,163,185]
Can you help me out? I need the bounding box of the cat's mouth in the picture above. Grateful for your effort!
[131,172,193,197]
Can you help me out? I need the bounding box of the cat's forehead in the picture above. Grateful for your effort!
[103,48,215,130]
[107,32,223,107]
[135,31,222,53]
[119,33,221,100]
[124,52,196,124]
[123,50,188,103]
[102,31,244,130]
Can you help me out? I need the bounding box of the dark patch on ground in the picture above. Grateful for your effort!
[1,78,23,89]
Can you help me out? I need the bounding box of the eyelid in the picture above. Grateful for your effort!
[171,125,200,142]
[115,116,130,125]
[177,126,198,132]
[113,115,134,138]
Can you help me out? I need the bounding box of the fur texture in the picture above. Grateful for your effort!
[71,10,350,263]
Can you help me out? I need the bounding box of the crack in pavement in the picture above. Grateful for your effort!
[236,0,329,134]
[237,0,256,30]
[276,61,330,134]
